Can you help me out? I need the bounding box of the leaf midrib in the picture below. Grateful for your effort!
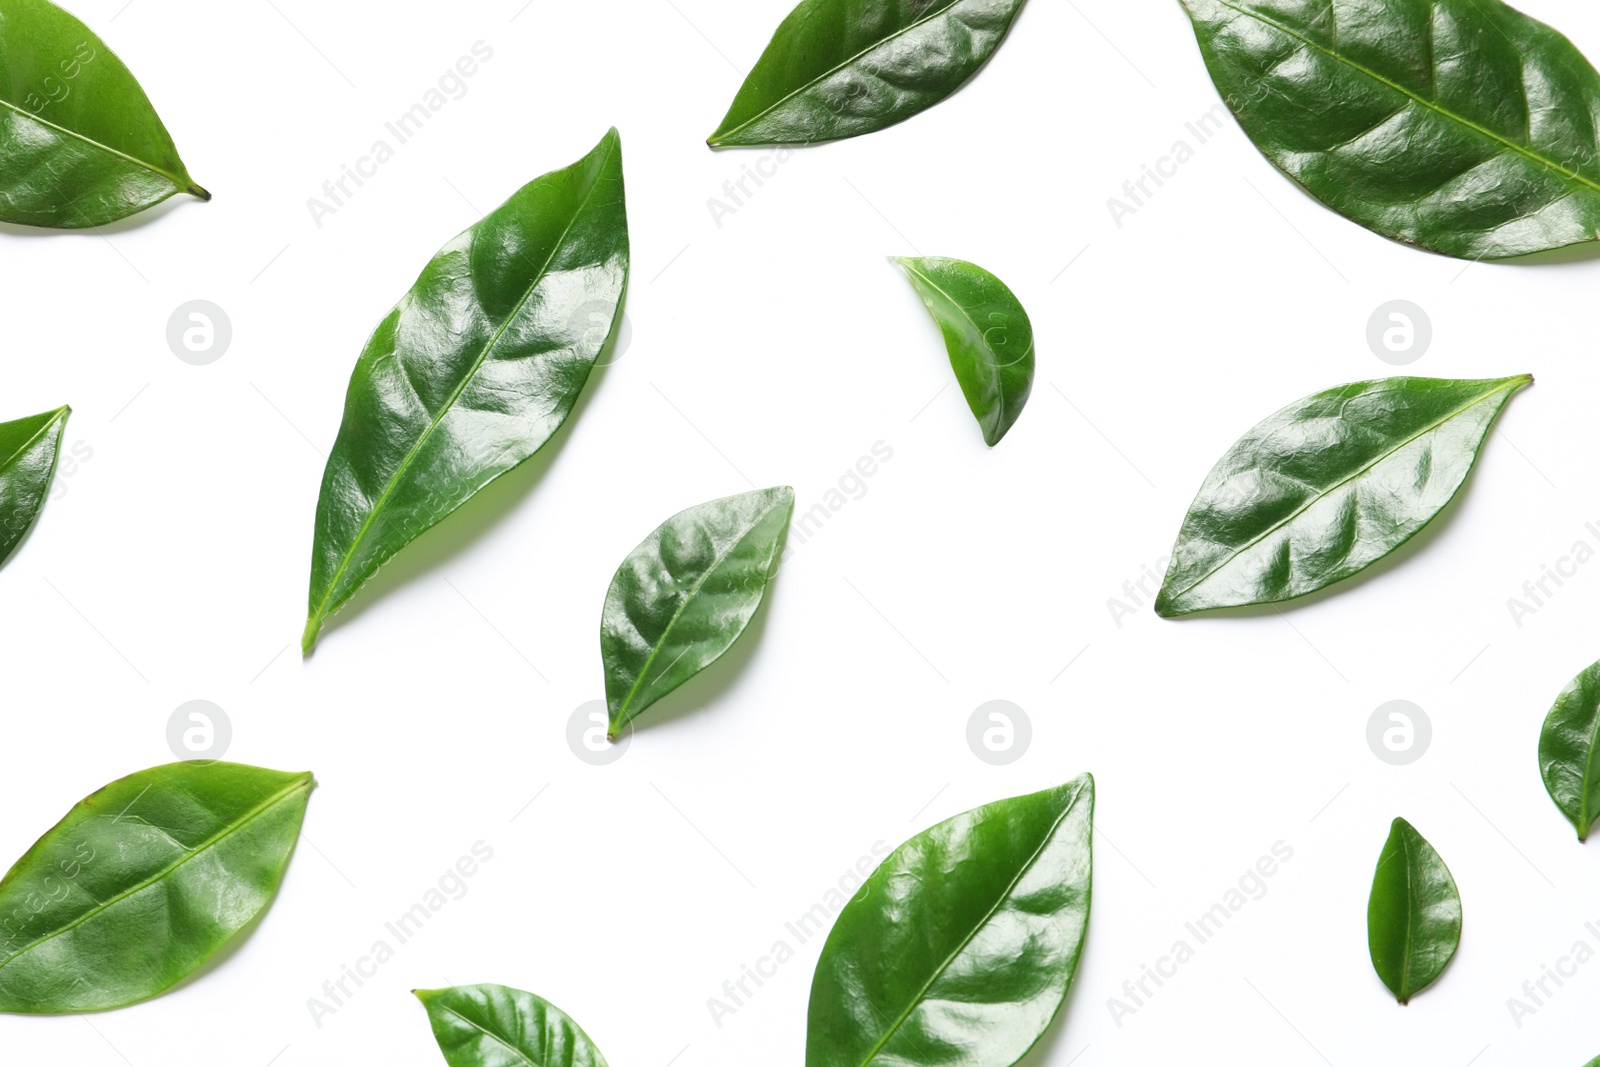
[307,137,617,639]
[434,1003,542,1067]
[1397,828,1416,1000]
[712,0,969,143]
[1577,672,1600,837]
[611,494,787,728]
[0,774,311,974]
[851,781,1086,1067]
[1165,378,1524,608]
[1212,0,1600,196]
[0,407,68,475]
[0,97,194,195]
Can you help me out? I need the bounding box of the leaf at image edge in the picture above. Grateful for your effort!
[1539,659,1600,841]
[416,984,610,1067]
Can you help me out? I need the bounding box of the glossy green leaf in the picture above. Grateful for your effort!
[1539,659,1600,841]
[807,775,1092,1067]
[417,985,608,1067]
[0,405,68,569]
[1178,0,1600,259]
[894,256,1033,446]
[0,0,208,227]
[1156,374,1530,617]
[601,486,793,738]
[1367,817,1461,1004]
[707,0,1030,148]
[304,128,629,653]
[0,761,313,1013]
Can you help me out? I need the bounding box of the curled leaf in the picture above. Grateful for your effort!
[0,405,68,569]
[1539,660,1600,841]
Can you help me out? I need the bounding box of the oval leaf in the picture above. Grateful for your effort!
[602,486,793,737]
[0,761,314,1013]
[0,405,68,569]
[304,128,629,653]
[708,0,1030,148]
[1367,817,1461,1004]
[416,985,608,1067]
[0,0,208,227]
[1539,660,1600,841]
[807,775,1092,1067]
[1156,374,1530,617]
[894,256,1033,446]
[1178,0,1600,259]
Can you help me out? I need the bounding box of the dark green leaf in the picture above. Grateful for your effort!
[0,761,313,1013]
[416,985,608,1067]
[0,405,68,569]
[1177,0,1600,259]
[807,776,1092,1067]
[304,128,629,653]
[1156,375,1530,617]
[0,0,208,227]
[1539,660,1600,841]
[707,0,1030,148]
[1367,817,1461,1004]
[894,256,1033,446]
[602,486,793,737]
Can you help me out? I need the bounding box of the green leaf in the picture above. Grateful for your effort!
[1367,817,1461,1004]
[807,776,1092,1067]
[1156,374,1530,617]
[707,0,1030,148]
[304,128,629,653]
[0,405,68,569]
[416,985,608,1067]
[1539,660,1600,841]
[1177,0,1600,260]
[602,486,793,738]
[0,761,314,1013]
[0,0,208,227]
[893,256,1033,446]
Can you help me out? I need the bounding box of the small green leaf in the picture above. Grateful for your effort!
[0,405,68,569]
[807,776,1092,1067]
[894,256,1034,446]
[1367,817,1461,1004]
[1157,375,1530,616]
[0,762,314,1013]
[1177,0,1600,259]
[304,128,629,653]
[708,0,1031,148]
[0,0,208,227]
[416,984,609,1067]
[602,486,794,737]
[1539,660,1600,841]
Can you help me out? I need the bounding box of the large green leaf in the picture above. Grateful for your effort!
[707,0,1030,148]
[601,486,793,738]
[0,405,68,569]
[0,761,313,1013]
[1539,660,1600,841]
[417,985,608,1067]
[894,256,1033,446]
[1156,375,1530,617]
[0,0,208,227]
[1177,0,1600,260]
[304,128,629,653]
[1367,817,1461,1004]
[807,776,1092,1067]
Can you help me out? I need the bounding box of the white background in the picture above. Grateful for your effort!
[3,0,1600,1064]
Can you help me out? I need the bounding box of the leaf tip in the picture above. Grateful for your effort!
[300,617,322,657]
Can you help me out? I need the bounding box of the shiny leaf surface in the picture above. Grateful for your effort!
[304,128,629,653]
[1178,0,1600,259]
[417,985,608,1067]
[708,0,1030,147]
[0,405,67,569]
[602,486,793,737]
[0,0,207,227]
[1156,375,1530,617]
[894,256,1033,446]
[807,775,1092,1067]
[1539,659,1600,841]
[0,761,313,1013]
[1367,817,1460,1004]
